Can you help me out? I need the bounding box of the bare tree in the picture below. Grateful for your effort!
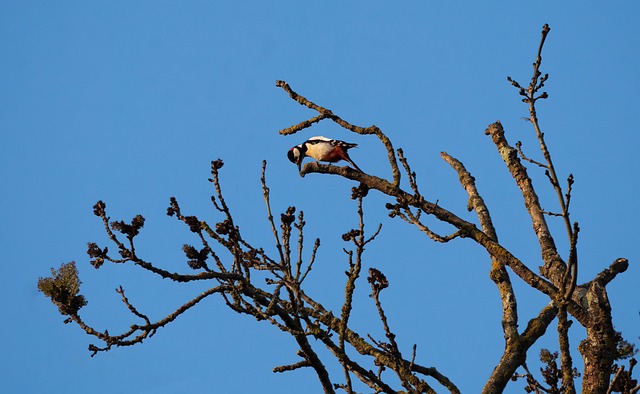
[39,25,637,393]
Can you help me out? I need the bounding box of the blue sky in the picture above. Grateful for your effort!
[2,2,639,393]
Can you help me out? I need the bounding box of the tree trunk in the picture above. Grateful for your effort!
[578,282,616,393]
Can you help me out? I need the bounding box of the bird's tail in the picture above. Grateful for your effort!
[344,155,363,172]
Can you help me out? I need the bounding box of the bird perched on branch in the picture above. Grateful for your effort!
[287,136,362,172]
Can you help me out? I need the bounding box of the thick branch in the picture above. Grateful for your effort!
[299,162,571,311]
[484,121,566,283]
[557,305,576,394]
[440,152,498,241]
[593,258,629,287]
[483,303,558,394]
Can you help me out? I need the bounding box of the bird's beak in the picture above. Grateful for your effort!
[297,158,302,173]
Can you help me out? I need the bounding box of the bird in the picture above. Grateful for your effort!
[287,136,363,172]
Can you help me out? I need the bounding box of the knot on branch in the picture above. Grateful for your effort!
[93,200,106,217]
[385,195,408,218]
[385,202,400,218]
[242,249,259,267]
[88,344,101,355]
[212,159,224,170]
[110,215,145,238]
[368,268,389,294]
[342,229,362,242]
[351,183,370,199]
[281,206,296,225]
[214,220,231,235]
[166,197,180,217]
[182,244,210,270]
[87,242,108,269]
[183,216,201,233]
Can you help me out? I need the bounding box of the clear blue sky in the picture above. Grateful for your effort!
[2,2,639,393]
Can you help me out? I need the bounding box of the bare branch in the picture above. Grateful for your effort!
[440,152,498,240]
[397,148,420,196]
[593,258,629,286]
[483,303,557,394]
[261,160,286,267]
[563,222,579,301]
[279,113,333,135]
[115,286,151,326]
[294,210,306,282]
[411,365,461,394]
[298,162,574,321]
[607,359,640,394]
[276,80,402,188]
[273,359,312,373]
[338,196,368,394]
[557,304,577,394]
[516,141,548,169]
[507,24,574,246]
[299,238,320,285]
[78,285,230,356]
[389,203,464,243]
[484,121,566,282]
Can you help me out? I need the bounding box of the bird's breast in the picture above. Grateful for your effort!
[306,144,344,162]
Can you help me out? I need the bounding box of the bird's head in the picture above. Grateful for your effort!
[287,145,306,172]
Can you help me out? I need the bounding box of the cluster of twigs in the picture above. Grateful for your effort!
[39,157,459,393]
[39,24,636,393]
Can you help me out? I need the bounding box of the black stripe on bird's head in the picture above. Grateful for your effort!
[287,145,306,172]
